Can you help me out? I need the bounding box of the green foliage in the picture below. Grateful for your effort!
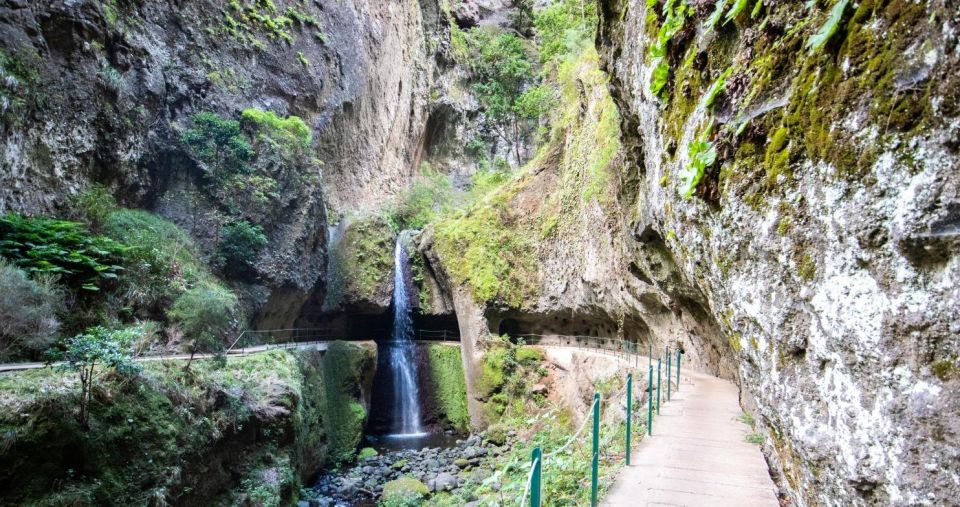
[648,0,688,97]
[433,198,537,307]
[724,0,749,24]
[380,476,429,507]
[358,447,378,460]
[316,342,374,463]
[746,432,765,445]
[806,0,849,54]
[389,165,455,230]
[739,411,756,427]
[221,0,306,47]
[455,28,542,160]
[0,260,62,360]
[47,326,141,428]
[181,111,253,177]
[72,184,117,229]
[700,67,733,110]
[426,345,470,431]
[650,60,670,96]
[705,0,729,29]
[168,282,237,365]
[533,0,598,65]
[102,209,210,305]
[515,346,544,365]
[0,214,127,292]
[677,125,717,199]
[324,216,393,310]
[240,108,312,152]
[217,220,267,279]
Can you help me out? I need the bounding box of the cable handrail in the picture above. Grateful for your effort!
[544,393,600,459]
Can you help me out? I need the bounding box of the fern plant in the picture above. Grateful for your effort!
[677,124,717,199]
[700,66,733,110]
[724,0,749,24]
[704,0,729,30]
[806,0,849,54]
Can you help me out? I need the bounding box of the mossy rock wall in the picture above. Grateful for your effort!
[418,343,471,432]
[0,342,376,506]
[323,216,396,315]
[597,0,960,504]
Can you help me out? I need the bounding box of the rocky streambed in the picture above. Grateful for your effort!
[300,433,510,506]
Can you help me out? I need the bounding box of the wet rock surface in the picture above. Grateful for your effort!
[303,434,502,506]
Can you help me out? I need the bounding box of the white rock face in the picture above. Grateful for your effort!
[595,0,959,505]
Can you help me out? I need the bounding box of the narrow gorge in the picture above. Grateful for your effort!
[0,0,956,506]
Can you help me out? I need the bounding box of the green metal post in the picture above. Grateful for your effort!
[656,358,661,414]
[666,347,671,401]
[676,348,682,391]
[647,365,653,436]
[626,373,633,465]
[531,447,542,507]
[591,392,600,507]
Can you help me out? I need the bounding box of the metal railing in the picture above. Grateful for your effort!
[226,327,462,353]
[519,342,684,507]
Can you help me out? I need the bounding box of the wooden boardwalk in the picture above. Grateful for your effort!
[603,370,779,507]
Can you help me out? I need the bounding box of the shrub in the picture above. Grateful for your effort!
[46,325,141,428]
[167,282,237,369]
[102,209,208,307]
[241,108,311,152]
[0,260,62,360]
[217,220,267,279]
[181,111,253,177]
[515,346,543,365]
[380,477,429,507]
[0,214,127,292]
[71,184,117,229]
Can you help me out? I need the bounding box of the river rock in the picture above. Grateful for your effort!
[430,472,458,492]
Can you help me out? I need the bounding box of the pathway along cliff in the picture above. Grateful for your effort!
[0,0,956,506]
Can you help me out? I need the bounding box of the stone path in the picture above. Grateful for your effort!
[603,370,779,507]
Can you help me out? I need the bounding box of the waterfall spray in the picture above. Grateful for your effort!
[388,231,424,436]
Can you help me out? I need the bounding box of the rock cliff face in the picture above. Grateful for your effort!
[0,0,442,329]
[594,0,958,504]
[420,0,957,505]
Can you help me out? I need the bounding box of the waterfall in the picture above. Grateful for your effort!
[388,231,424,436]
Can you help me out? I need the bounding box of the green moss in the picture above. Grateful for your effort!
[777,216,793,235]
[932,360,956,381]
[381,476,429,507]
[324,216,394,310]
[478,347,509,397]
[425,345,470,431]
[796,252,817,281]
[306,341,375,464]
[358,447,378,460]
[433,198,537,307]
[0,345,373,505]
[728,333,743,352]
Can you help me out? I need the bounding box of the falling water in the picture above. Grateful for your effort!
[388,231,424,436]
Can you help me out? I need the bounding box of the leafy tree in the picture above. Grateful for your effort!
[168,283,237,370]
[463,30,545,163]
[181,111,253,177]
[0,260,62,360]
[0,214,128,292]
[533,0,598,65]
[217,220,268,279]
[47,326,140,429]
